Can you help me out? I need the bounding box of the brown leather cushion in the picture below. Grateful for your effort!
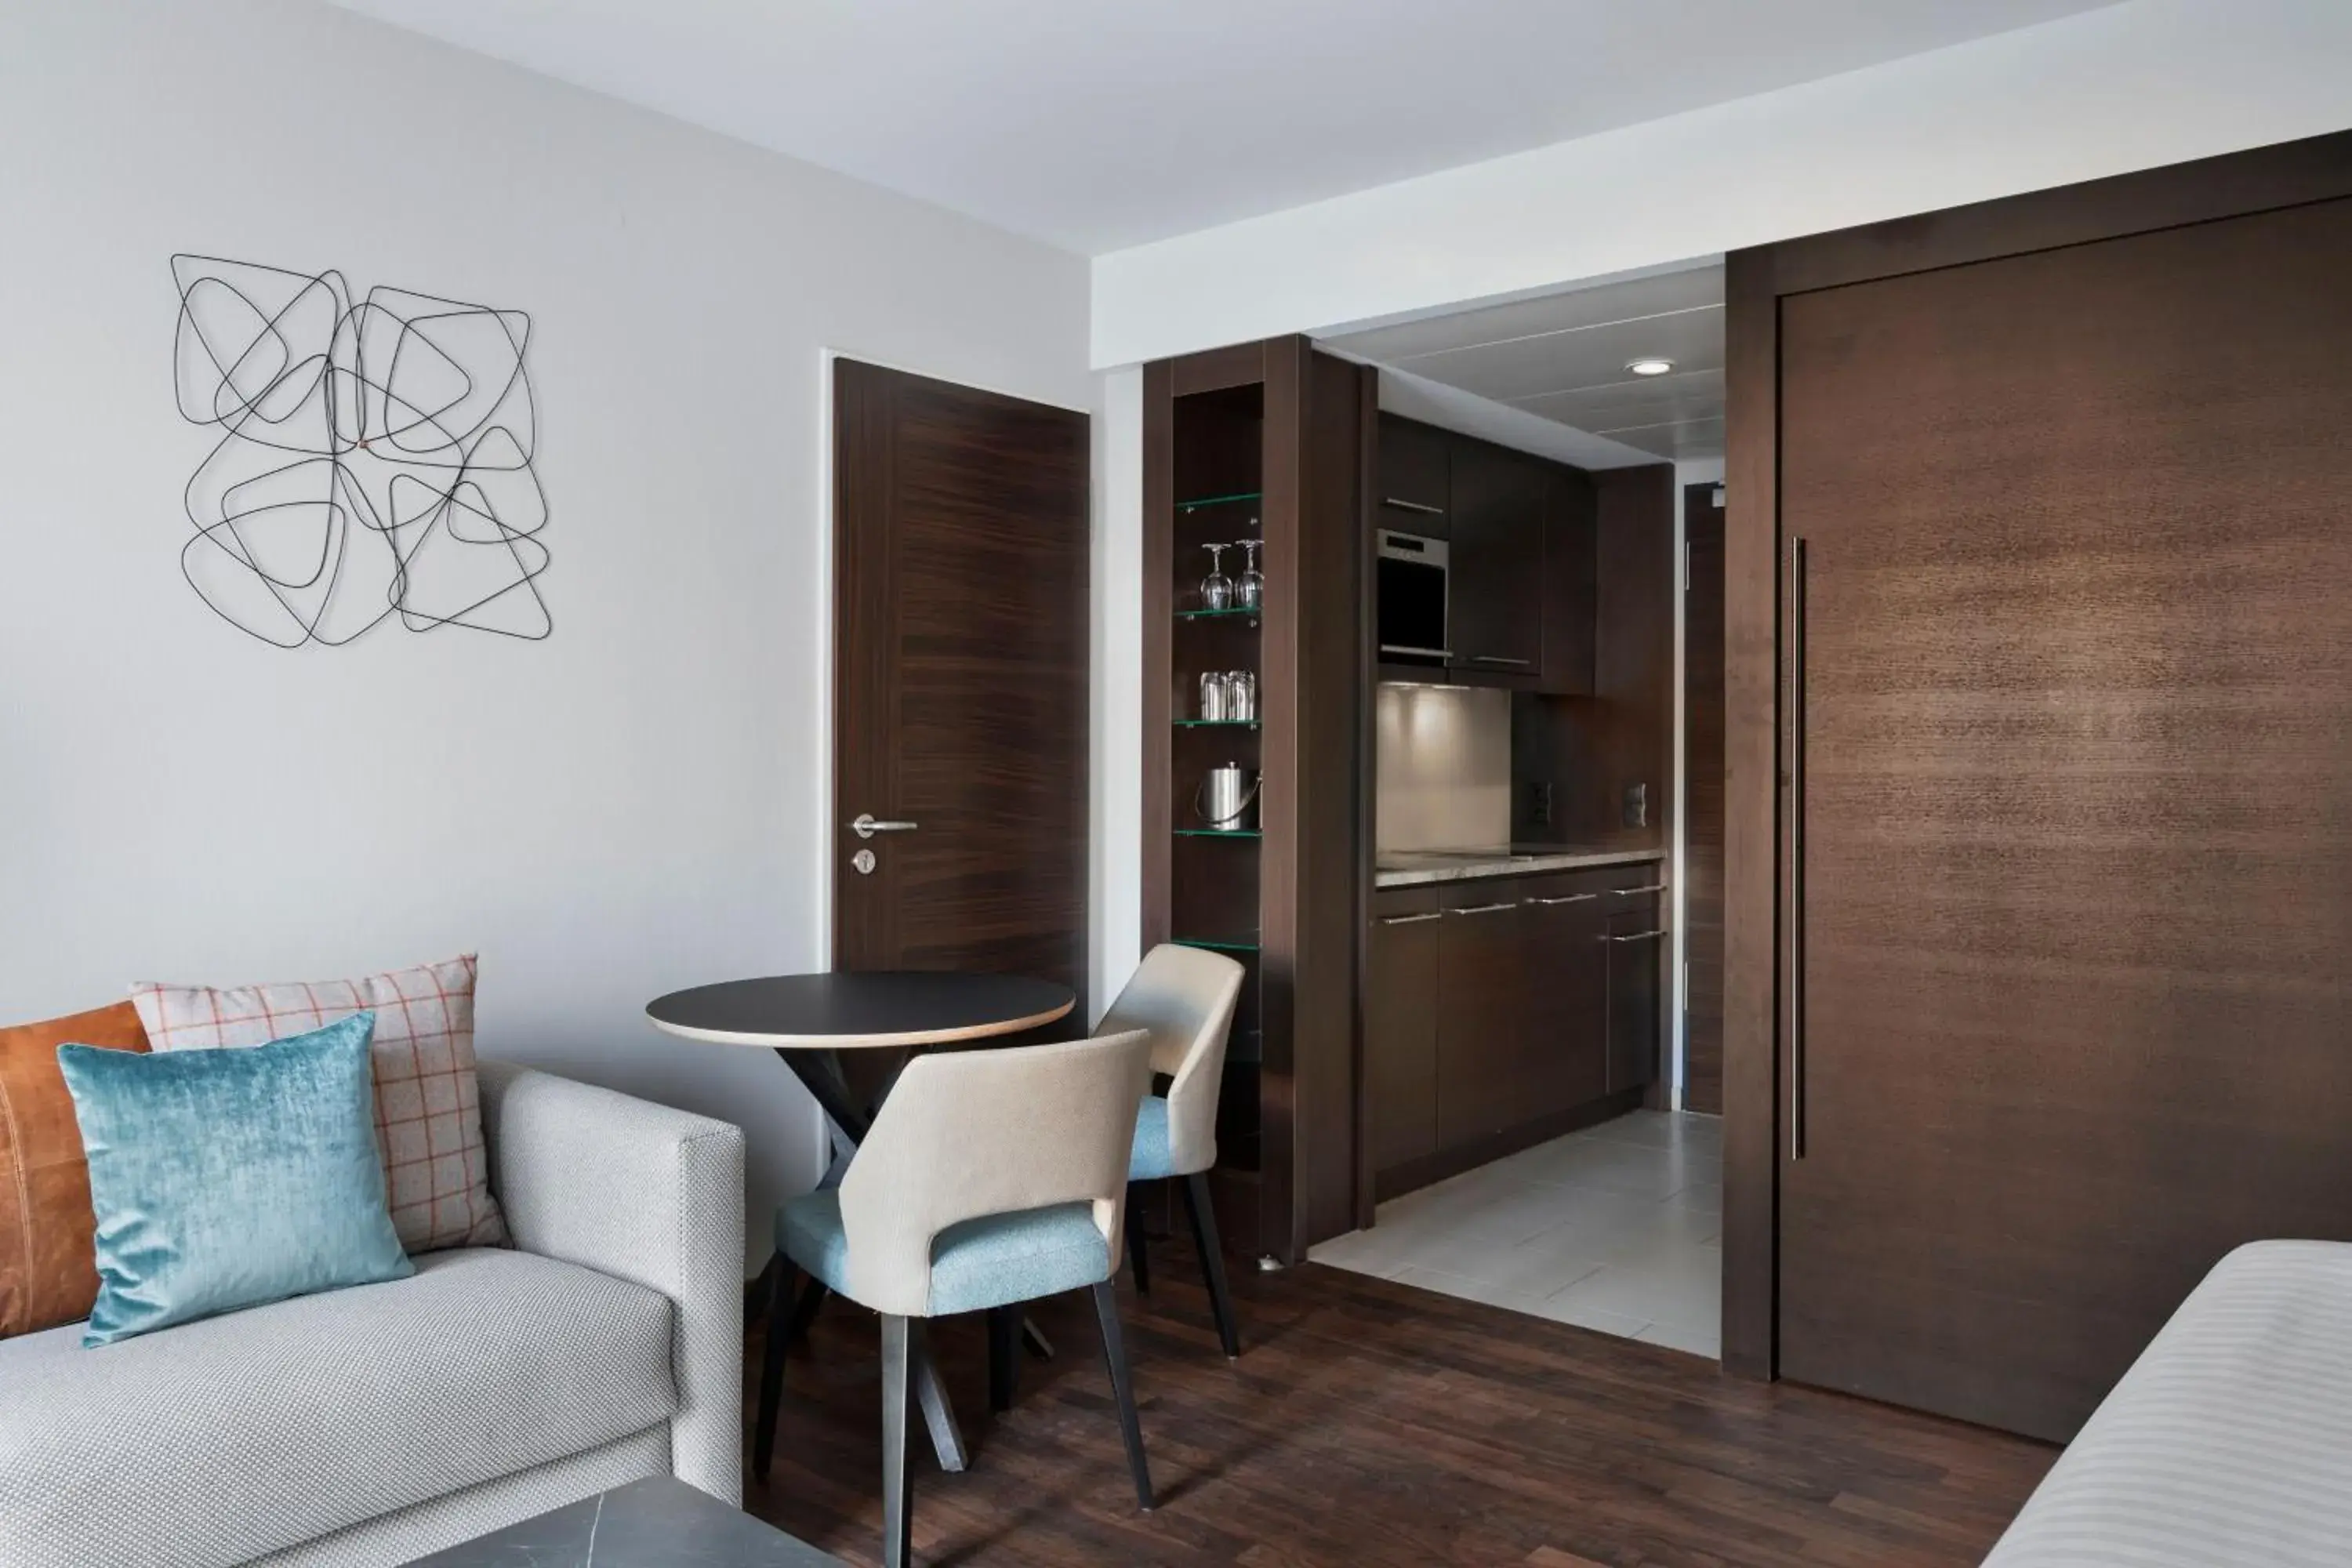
[0,1002,148,1338]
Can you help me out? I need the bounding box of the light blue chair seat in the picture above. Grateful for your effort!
[778,1189,1113,1318]
[1127,1094,1175,1181]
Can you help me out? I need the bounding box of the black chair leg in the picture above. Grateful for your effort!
[1091,1279,1155,1512]
[1182,1171,1242,1360]
[753,1262,795,1482]
[987,1305,1021,1414]
[782,1273,829,1347]
[1126,1187,1152,1294]
[881,1315,915,1568]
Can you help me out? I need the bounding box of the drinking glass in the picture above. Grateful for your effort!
[1200,543,1232,611]
[1237,539,1265,611]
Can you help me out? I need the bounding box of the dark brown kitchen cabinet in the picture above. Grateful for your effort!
[1367,862,1666,1200]
[1447,441,1545,679]
[1539,467,1598,696]
[1603,902,1664,1095]
[1371,416,1599,695]
[1432,884,1527,1149]
[1518,876,1609,1116]
[1375,412,1449,532]
[1367,887,1441,1172]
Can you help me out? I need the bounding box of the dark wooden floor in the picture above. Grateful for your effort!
[745,1249,2054,1566]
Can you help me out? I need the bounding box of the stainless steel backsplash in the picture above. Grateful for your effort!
[1376,681,1512,852]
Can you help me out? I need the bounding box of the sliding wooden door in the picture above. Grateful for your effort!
[1774,194,2352,1440]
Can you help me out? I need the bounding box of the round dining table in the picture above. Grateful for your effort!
[644,970,1077,1474]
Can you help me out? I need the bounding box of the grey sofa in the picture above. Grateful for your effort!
[0,1062,745,1568]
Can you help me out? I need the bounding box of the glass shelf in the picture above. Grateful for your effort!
[1173,719,1260,729]
[1174,491,1262,513]
[1173,937,1261,953]
[1174,827,1261,839]
[1174,607,1261,622]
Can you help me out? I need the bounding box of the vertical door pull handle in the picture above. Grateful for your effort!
[1789,536,1809,1162]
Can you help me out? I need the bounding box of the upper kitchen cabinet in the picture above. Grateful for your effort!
[1447,438,1545,680]
[1539,464,1598,695]
[1375,412,1450,532]
[1373,416,1596,696]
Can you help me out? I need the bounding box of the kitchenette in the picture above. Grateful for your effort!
[1365,411,1672,1203]
[1138,341,1679,1277]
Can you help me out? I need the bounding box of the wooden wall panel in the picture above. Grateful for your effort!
[1682,484,1726,1116]
[1720,246,1783,1382]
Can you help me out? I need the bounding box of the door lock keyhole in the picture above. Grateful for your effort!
[852,848,877,876]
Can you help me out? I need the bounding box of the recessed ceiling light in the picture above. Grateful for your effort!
[1627,358,1675,377]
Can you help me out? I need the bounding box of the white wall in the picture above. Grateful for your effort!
[0,0,1093,1270]
[1089,365,1146,1016]
[1091,0,2352,366]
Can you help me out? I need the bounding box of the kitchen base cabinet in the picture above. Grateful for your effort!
[1604,913,1664,1096]
[1433,886,1527,1150]
[1367,887,1441,1173]
[1366,861,1667,1203]
[1519,877,1608,1116]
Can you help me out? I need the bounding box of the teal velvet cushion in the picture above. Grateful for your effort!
[778,1189,1113,1317]
[1128,1093,1174,1181]
[58,1010,414,1347]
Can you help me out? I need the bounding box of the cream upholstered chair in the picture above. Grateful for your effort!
[1102,943,1247,1359]
[750,1029,1154,1568]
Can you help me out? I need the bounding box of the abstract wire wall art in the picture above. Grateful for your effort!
[169,254,550,647]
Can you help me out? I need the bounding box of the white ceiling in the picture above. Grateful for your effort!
[1329,264,1726,463]
[325,0,2120,255]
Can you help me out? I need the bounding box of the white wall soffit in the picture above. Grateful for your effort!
[1375,367,1664,473]
[1091,0,2352,368]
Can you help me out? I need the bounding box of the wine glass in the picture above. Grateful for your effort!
[1200,543,1232,611]
[1237,539,1265,612]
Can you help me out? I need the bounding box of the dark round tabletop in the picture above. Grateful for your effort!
[644,971,1075,1050]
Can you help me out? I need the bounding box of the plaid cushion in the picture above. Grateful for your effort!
[130,956,506,1254]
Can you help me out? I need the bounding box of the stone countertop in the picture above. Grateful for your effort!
[1374,846,1667,889]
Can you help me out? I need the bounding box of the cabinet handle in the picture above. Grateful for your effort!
[1523,893,1599,906]
[1448,902,1518,916]
[1377,912,1443,926]
[1610,883,1668,896]
[1788,535,1809,1163]
[1600,929,1668,943]
[1381,496,1445,517]
[1468,655,1534,667]
[1378,643,1457,659]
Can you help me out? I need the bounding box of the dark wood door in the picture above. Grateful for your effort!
[1448,441,1544,677]
[1434,891,1526,1147]
[1367,890,1442,1174]
[1683,483,1726,1114]
[833,360,1090,1007]
[1778,197,2352,1441]
[1523,882,1608,1113]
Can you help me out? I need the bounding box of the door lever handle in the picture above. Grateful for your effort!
[851,814,919,839]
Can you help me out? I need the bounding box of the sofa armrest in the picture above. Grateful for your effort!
[475,1060,745,1504]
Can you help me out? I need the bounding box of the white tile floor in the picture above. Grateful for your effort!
[1308,1110,1722,1356]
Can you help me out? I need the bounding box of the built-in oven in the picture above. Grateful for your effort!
[1377,529,1450,662]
